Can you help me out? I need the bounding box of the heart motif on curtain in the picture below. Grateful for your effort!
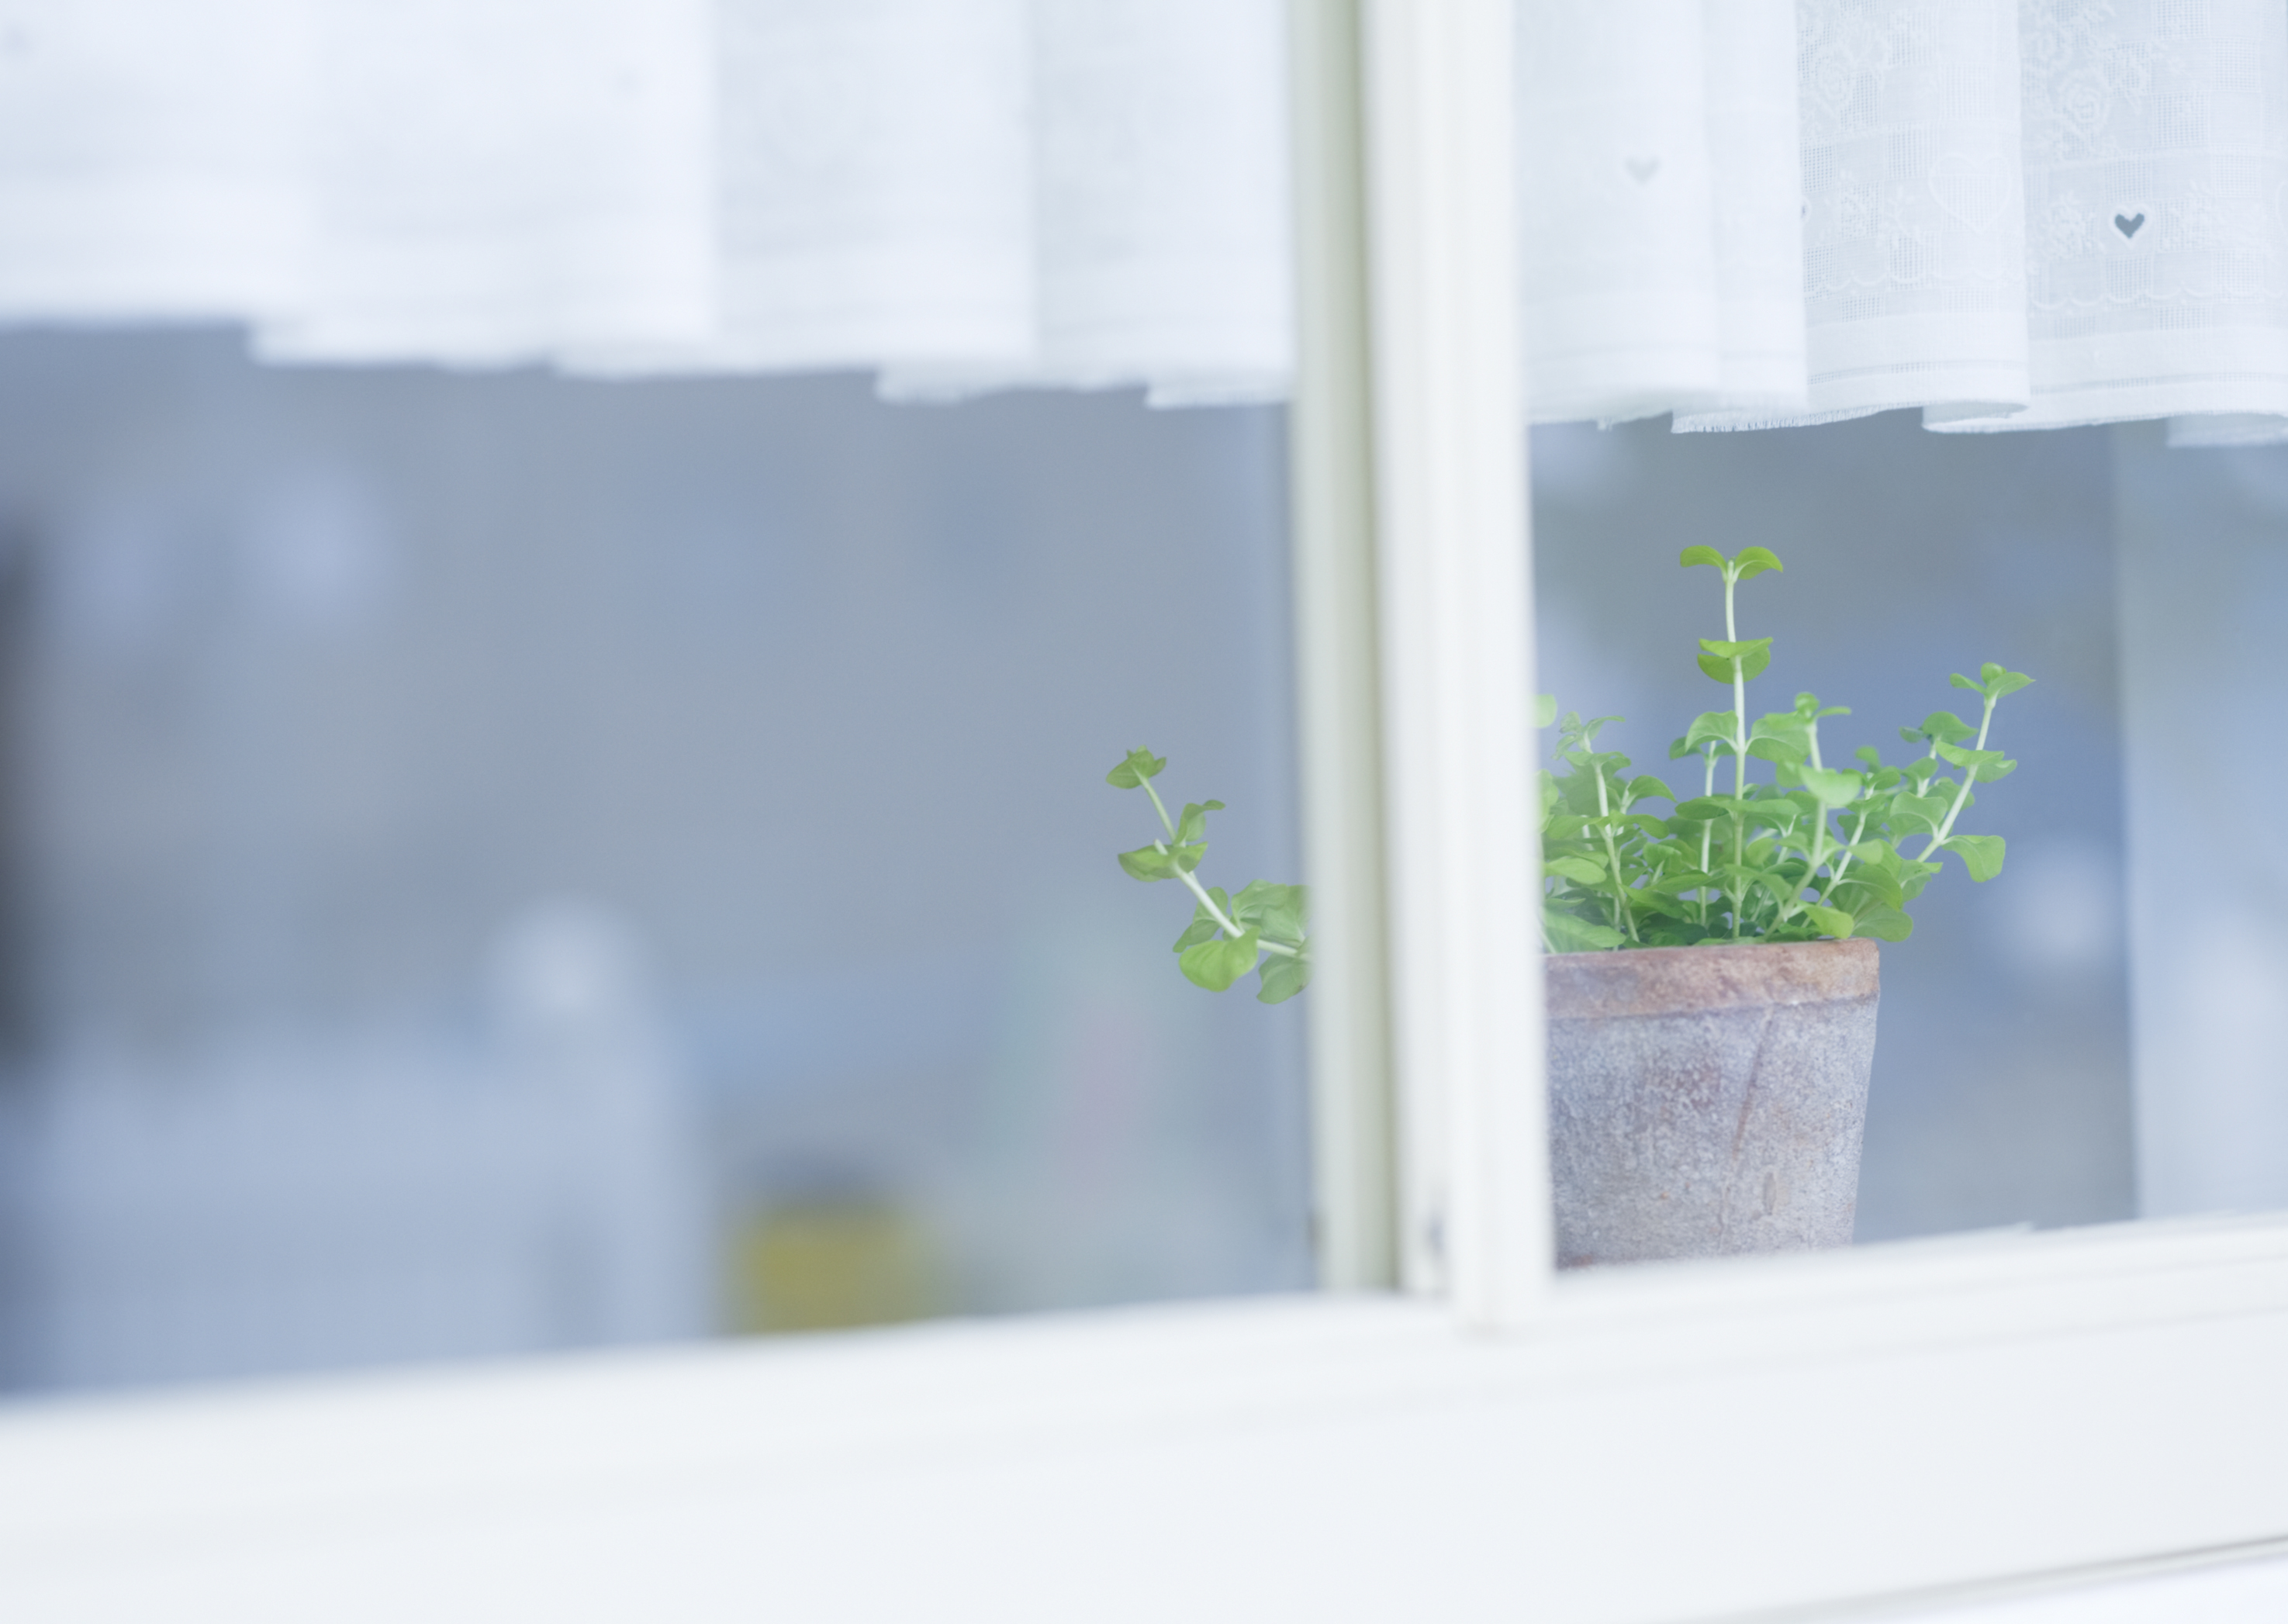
[2114,211,2147,239]
[1624,154,1661,185]
[1928,152,2009,232]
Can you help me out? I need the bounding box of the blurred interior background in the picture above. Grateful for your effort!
[1,334,2277,1396]
[0,330,1312,1393]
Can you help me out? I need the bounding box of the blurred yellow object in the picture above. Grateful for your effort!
[728,1202,936,1334]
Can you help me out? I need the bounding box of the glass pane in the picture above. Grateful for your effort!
[2113,427,2288,1219]
[0,331,1310,1393]
[1532,415,2137,1249]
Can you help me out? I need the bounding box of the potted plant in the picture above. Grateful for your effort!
[1108,546,2029,1269]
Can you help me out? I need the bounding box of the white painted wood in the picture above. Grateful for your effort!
[1885,1553,2288,1622]
[1287,0,1399,1291]
[1359,0,1549,1321]
[9,12,2288,1624]
[5,1215,2288,1623]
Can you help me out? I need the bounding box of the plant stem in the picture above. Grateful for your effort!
[1916,692,1999,860]
[1161,846,1302,958]
[1142,780,1304,961]
[1802,713,1828,903]
[1826,807,1872,893]
[1139,779,1177,839]
[1698,745,1716,926]
[1726,567,1747,941]
[1592,762,1639,942]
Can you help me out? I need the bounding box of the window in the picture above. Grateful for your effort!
[0,337,1312,1391]
[3,6,2286,1621]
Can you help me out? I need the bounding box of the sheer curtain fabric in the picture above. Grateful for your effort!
[1937,0,2288,441]
[1522,0,2288,441]
[0,0,1289,405]
[5,0,2288,434]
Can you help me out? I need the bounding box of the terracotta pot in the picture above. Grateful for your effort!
[1545,937,1878,1268]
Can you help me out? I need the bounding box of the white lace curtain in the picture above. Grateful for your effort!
[1529,0,2288,444]
[0,0,1291,406]
[4,1,2286,438]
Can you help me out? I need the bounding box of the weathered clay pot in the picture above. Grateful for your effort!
[1546,938,1878,1268]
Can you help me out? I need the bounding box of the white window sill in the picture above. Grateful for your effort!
[5,1211,2287,1621]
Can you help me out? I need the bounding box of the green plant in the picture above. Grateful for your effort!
[1105,748,1311,1002]
[1540,545,2031,952]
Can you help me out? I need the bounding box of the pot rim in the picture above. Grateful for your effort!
[1543,935,1878,1020]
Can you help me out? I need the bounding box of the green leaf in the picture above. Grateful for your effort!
[1797,765,1861,808]
[1544,855,1606,886]
[1118,841,1205,881]
[1802,905,1855,939]
[1106,748,1166,789]
[1902,711,1976,747]
[1623,775,1675,804]
[1175,799,1225,845]
[1949,672,1988,697]
[1672,795,1794,831]
[1733,545,1784,579]
[1179,929,1260,992]
[1173,916,1220,952]
[1828,869,1904,914]
[1256,952,1312,1004]
[1944,833,2006,882]
[1678,545,1726,571]
[1118,844,1177,881]
[1933,741,2017,782]
[1570,811,1664,841]
[1850,904,1914,942]
[1231,879,1309,943]
[1982,665,2035,697]
[1544,910,1625,952]
[1172,887,1230,952]
[1685,710,1740,752]
[1697,638,1773,683]
[1566,714,1623,749]
[1536,694,1558,728]
[1887,793,1951,835]
[1627,886,1701,921]
[1733,866,1805,911]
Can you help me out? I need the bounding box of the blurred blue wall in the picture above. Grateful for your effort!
[0,332,1312,1391]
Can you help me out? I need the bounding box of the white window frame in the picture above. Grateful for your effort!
[5,5,2288,1619]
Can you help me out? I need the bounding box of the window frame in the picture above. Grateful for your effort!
[4,4,2288,1619]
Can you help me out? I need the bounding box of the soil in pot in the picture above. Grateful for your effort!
[1546,937,1878,1269]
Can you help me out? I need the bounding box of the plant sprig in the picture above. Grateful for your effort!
[1540,547,2031,952]
[1106,748,1311,1002]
